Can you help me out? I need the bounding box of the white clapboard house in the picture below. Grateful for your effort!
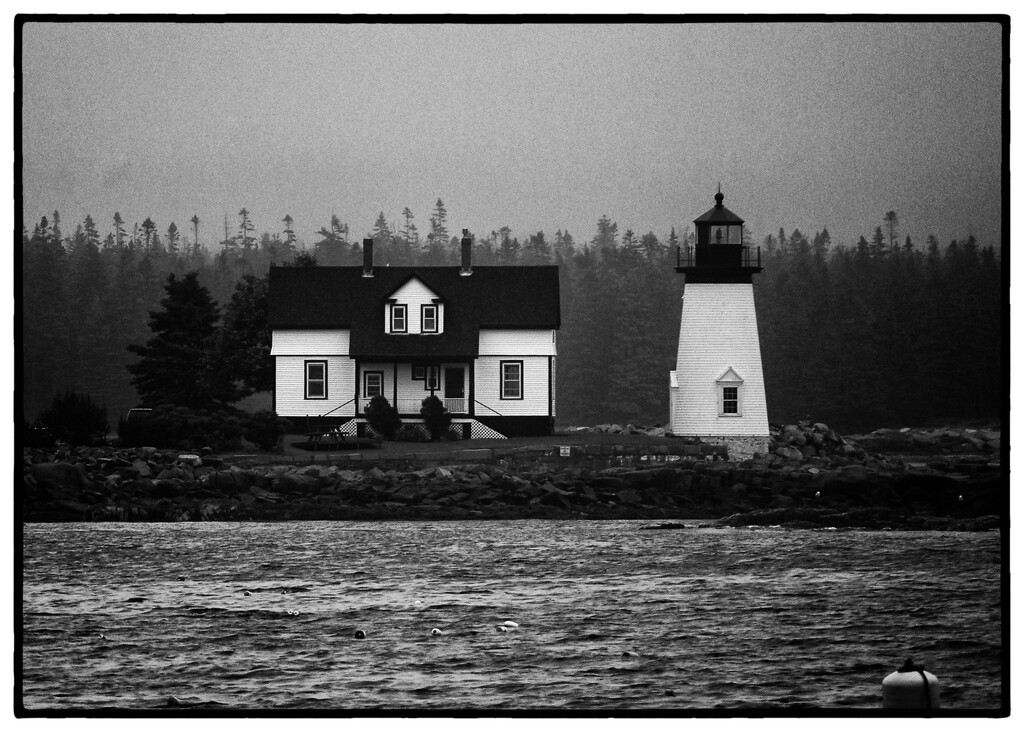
[268,237,560,438]
[669,189,771,456]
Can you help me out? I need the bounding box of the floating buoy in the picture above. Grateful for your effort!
[496,626,508,633]
[243,591,251,596]
[882,658,941,709]
[354,629,366,639]
[502,621,519,628]
[814,491,821,499]
[431,628,443,636]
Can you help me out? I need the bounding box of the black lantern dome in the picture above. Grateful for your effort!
[676,187,762,283]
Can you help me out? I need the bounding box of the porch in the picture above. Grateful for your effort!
[356,360,473,417]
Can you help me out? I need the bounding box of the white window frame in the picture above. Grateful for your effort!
[421,304,438,333]
[305,360,327,400]
[500,360,523,400]
[364,371,384,398]
[391,304,407,333]
[716,368,744,417]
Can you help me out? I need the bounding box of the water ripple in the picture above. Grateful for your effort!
[20,520,1003,712]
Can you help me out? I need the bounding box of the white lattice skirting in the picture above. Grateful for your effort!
[344,418,508,440]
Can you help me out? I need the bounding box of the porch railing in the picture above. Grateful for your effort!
[359,397,468,414]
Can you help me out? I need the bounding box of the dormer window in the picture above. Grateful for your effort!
[421,305,438,333]
[391,304,407,333]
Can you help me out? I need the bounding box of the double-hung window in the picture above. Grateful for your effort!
[421,304,438,333]
[391,304,407,333]
[716,368,743,416]
[305,361,327,399]
[364,371,384,398]
[500,361,523,400]
[721,386,739,414]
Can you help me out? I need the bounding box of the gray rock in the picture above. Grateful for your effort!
[38,462,93,492]
[131,459,153,478]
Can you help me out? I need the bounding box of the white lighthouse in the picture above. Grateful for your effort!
[669,188,770,457]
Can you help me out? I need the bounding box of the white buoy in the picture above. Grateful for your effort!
[882,659,941,709]
[502,621,519,628]
[431,628,443,636]
[354,629,366,639]
[496,626,508,632]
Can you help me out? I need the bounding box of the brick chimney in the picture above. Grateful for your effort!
[362,238,374,277]
[460,229,472,276]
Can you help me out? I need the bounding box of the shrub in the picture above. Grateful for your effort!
[395,423,429,442]
[37,389,108,446]
[420,395,452,441]
[364,395,402,440]
[243,410,292,451]
[118,405,245,452]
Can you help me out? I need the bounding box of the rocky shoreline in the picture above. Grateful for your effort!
[21,424,1003,531]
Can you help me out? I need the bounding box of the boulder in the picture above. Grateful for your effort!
[775,446,804,461]
[33,462,89,492]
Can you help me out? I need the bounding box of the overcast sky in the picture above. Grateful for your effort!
[20,20,1004,251]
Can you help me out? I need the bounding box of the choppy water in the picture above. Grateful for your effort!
[20,521,1003,712]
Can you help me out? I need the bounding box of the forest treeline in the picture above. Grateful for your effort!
[19,202,1003,433]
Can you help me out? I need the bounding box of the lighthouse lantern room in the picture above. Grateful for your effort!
[669,188,770,457]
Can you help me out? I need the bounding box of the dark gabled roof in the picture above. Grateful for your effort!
[268,265,560,358]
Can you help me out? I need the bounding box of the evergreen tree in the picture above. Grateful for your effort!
[371,211,394,263]
[140,217,157,252]
[238,208,256,252]
[401,207,420,255]
[166,222,180,254]
[313,214,349,265]
[217,274,273,399]
[113,211,126,249]
[127,272,238,409]
[869,226,888,258]
[522,230,551,264]
[430,198,449,259]
[591,215,618,255]
[190,214,201,258]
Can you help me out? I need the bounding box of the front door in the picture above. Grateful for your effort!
[444,367,465,414]
[444,367,465,398]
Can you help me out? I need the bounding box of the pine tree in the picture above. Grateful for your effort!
[190,214,201,258]
[113,211,126,249]
[166,222,180,254]
[140,217,157,252]
[127,272,238,409]
[238,208,256,252]
[216,274,272,399]
[430,198,450,262]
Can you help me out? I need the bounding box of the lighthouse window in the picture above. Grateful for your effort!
[722,386,739,415]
